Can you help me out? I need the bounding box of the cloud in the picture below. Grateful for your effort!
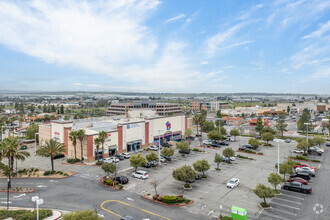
[72,83,82,86]
[164,14,186,23]
[303,20,330,39]
[206,22,248,56]
[225,40,254,49]
[301,67,330,83]
[201,61,208,65]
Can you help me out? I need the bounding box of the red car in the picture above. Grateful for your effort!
[287,177,308,185]
[294,163,317,172]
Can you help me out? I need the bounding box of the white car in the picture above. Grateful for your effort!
[159,157,166,162]
[132,170,149,179]
[296,167,315,174]
[293,149,304,154]
[120,153,131,159]
[103,157,119,163]
[227,178,240,188]
[229,157,235,161]
[314,147,324,153]
[203,140,213,145]
[148,145,158,151]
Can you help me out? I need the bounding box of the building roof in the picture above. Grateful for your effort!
[222,117,243,121]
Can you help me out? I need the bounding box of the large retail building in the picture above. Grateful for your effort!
[39,114,188,162]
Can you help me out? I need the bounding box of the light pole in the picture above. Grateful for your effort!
[34,132,39,169]
[274,139,284,175]
[304,123,311,147]
[156,129,163,165]
[32,196,44,220]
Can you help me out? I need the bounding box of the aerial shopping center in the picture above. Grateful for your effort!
[38,112,190,162]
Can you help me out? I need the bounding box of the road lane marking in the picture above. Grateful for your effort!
[0,201,12,204]
[272,208,297,216]
[280,194,305,200]
[118,167,133,173]
[271,202,300,210]
[13,194,26,198]
[273,197,302,205]
[260,211,289,219]
[318,164,321,169]
[100,200,170,220]
[37,185,47,188]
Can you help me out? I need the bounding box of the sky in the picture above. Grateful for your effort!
[0,0,330,94]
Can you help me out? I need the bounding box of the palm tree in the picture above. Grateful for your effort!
[98,131,108,160]
[69,131,79,159]
[193,116,200,136]
[94,137,101,161]
[37,139,65,172]
[77,129,85,161]
[3,137,19,175]
[14,148,30,173]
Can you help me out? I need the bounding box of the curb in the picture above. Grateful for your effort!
[141,194,194,207]
[235,150,264,155]
[197,145,221,150]
[0,188,35,193]
[0,172,77,180]
[99,177,123,190]
[54,210,63,220]
[61,162,86,166]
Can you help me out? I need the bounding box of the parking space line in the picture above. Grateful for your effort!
[280,194,305,200]
[272,197,302,205]
[272,208,297,216]
[271,201,300,210]
[100,200,171,220]
[259,211,291,220]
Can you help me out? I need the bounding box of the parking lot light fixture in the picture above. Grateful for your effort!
[34,132,39,169]
[156,129,163,165]
[274,139,284,175]
[304,123,311,147]
[32,196,44,220]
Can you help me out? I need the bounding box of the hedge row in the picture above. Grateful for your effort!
[0,209,52,220]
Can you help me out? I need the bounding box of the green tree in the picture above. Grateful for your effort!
[146,152,159,162]
[64,116,69,120]
[60,105,64,114]
[94,137,101,161]
[13,145,30,173]
[287,106,290,113]
[69,131,79,159]
[176,141,189,152]
[50,105,56,113]
[43,104,47,113]
[222,147,235,158]
[98,131,108,160]
[255,118,264,135]
[279,163,293,179]
[296,139,309,154]
[214,153,222,170]
[200,109,207,118]
[129,153,147,171]
[261,132,274,144]
[276,112,288,137]
[220,126,227,136]
[77,129,86,161]
[62,210,102,220]
[216,110,222,118]
[161,147,174,157]
[312,136,325,148]
[193,115,200,136]
[172,165,196,187]
[207,130,222,142]
[261,127,276,135]
[25,123,39,139]
[297,108,312,132]
[253,184,276,205]
[193,159,210,177]
[267,172,283,191]
[37,139,65,172]
[248,138,262,147]
[230,129,240,141]
[101,163,116,178]
[201,121,214,133]
[185,129,193,137]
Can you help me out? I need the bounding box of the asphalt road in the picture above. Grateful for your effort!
[0,167,213,220]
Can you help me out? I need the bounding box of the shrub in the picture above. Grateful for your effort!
[184,198,191,204]
[59,171,63,175]
[183,183,191,188]
[161,195,177,204]
[311,159,320,162]
[176,197,184,203]
[104,179,113,186]
[156,196,162,201]
[192,148,199,152]
[222,216,233,220]
[118,185,123,189]
[215,168,221,171]
[0,209,52,220]
[95,161,103,165]
[43,170,53,176]
[257,152,264,155]
[260,202,270,208]
[296,155,306,160]
[153,194,159,200]
[63,173,69,176]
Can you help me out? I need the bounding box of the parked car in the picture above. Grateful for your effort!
[186,136,195,141]
[203,140,213,145]
[227,178,240,188]
[282,181,312,194]
[114,155,125,160]
[195,174,202,180]
[121,216,134,220]
[19,145,27,150]
[148,145,158,151]
[287,177,308,185]
[226,137,235,142]
[293,148,304,154]
[326,142,330,147]
[285,139,291,143]
[294,163,317,172]
[159,157,166,163]
[143,162,152,168]
[160,155,171,161]
[175,138,185,142]
[113,176,129,184]
[218,141,229,146]
[132,170,149,179]
[120,153,131,159]
[311,146,324,153]
[295,167,315,177]
[239,146,247,151]
[222,157,230,162]
[241,144,257,150]
[256,136,261,139]
[179,149,190,154]
[290,173,311,181]
[103,157,119,163]
[162,142,172,148]
[187,178,195,183]
[210,143,221,148]
[308,148,323,156]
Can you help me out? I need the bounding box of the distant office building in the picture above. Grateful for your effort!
[190,101,230,112]
[106,100,182,116]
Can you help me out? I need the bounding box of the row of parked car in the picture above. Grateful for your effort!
[103,153,131,163]
[282,163,317,194]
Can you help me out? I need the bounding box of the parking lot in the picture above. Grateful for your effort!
[11,134,328,219]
